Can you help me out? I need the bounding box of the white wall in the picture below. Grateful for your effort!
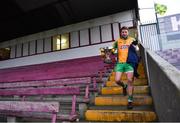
[44,37,51,52]
[90,26,101,44]
[0,10,135,69]
[10,45,16,58]
[101,24,112,42]
[22,42,29,56]
[16,44,22,57]
[36,39,43,53]
[29,40,36,55]
[113,23,120,40]
[80,29,89,46]
[70,31,79,48]
[0,42,113,69]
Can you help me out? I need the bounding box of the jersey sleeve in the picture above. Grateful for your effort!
[113,41,118,49]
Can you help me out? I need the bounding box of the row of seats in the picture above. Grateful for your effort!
[156,48,180,69]
[0,55,112,122]
[0,56,106,82]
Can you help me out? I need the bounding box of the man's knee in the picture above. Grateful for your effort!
[127,73,134,82]
[127,71,133,77]
[115,78,121,82]
[128,78,133,83]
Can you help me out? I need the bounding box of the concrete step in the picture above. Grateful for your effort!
[109,74,146,81]
[85,110,157,122]
[106,79,148,87]
[101,86,149,95]
[88,105,154,111]
[95,95,153,106]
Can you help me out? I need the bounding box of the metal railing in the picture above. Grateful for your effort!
[139,23,180,51]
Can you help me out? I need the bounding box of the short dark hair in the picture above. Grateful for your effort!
[120,26,129,32]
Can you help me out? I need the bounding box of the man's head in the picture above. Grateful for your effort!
[120,26,129,39]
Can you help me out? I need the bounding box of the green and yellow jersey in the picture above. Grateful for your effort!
[113,37,134,63]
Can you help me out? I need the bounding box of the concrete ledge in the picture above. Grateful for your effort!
[146,50,180,121]
[85,110,157,122]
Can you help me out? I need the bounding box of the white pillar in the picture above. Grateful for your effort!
[7,116,16,123]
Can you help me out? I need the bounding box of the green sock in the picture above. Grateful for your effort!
[128,95,133,102]
[117,81,127,88]
[123,83,127,88]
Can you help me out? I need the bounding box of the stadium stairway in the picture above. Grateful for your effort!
[85,62,158,122]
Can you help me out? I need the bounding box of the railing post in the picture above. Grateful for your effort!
[93,77,97,91]
[99,71,103,82]
[71,95,76,115]
[84,85,89,99]
[7,116,16,123]
[51,112,57,123]
[21,96,26,101]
